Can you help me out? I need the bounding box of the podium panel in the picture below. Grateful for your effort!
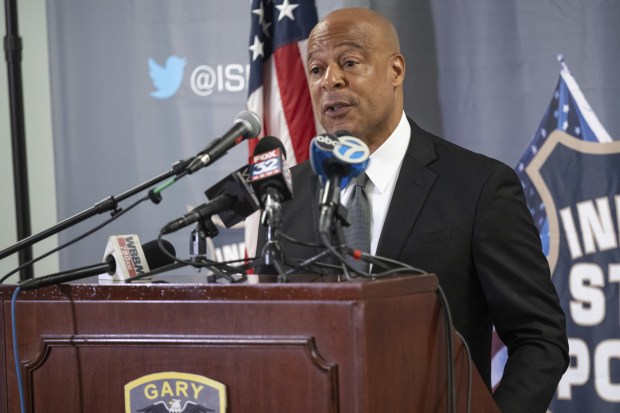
[0,275,498,412]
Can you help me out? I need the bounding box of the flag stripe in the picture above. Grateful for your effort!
[273,41,315,163]
[265,58,296,164]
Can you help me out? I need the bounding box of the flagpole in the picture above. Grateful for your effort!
[557,54,569,73]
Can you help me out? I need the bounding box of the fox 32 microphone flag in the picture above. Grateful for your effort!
[511,61,619,412]
[245,0,318,257]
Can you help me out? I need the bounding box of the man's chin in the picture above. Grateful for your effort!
[323,121,358,137]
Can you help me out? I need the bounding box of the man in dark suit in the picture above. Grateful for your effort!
[256,7,568,412]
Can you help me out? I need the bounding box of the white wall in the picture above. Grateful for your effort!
[0,0,58,283]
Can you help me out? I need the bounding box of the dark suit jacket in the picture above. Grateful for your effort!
[256,118,568,412]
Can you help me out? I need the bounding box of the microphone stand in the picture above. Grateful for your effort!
[4,0,33,279]
[0,158,193,261]
[318,200,356,281]
[277,202,354,282]
[260,191,286,282]
[330,203,356,281]
[189,218,223,284]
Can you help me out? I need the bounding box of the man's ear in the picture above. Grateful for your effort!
[391,54,405,87]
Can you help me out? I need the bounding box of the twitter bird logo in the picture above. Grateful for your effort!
[148,56,186,99]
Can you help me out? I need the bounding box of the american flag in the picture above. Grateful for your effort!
[491,57,613,389]
[245,0,318,258]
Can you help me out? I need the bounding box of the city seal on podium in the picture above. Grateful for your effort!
[125,372,227,413]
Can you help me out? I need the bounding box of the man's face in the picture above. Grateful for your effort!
[306,18,402,150]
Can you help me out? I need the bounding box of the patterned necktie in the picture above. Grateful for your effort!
[343,173,371,272]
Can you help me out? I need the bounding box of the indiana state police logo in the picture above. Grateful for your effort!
[125,372,226,413]
[525,130,620,274]
[526,130,620,412]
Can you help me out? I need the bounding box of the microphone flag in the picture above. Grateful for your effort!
[98,234,150,282]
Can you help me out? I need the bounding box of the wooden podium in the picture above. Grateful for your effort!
[0,274,498,412]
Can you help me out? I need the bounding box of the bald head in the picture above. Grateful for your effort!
[306,8,405,151]
[310,8,401,56]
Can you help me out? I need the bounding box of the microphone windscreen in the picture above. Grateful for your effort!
[141,239,176,270]
[253,135,287,160]
[236,111,262,139]
[310,133,370,189]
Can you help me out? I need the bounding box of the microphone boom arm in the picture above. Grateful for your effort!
[19,261,113,291]
[0,158,192,261]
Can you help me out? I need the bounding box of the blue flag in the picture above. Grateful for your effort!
[516,59,619,412]
[516,59,613,256]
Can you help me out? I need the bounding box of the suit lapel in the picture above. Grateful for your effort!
[293,162,324,245]
[376,120,438,259]
[309,168,323,244]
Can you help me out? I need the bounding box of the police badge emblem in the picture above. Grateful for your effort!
[125,372,226,413]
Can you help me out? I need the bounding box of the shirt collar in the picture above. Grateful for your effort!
[365,112,411,193]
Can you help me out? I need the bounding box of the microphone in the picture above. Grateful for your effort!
[162,167,261,234]
[248,136,293,209]
[187,111,262,173]
[309,132,370,234]
[20,237,176,290]
[248,136,293,272]
[98,235,176,281]
[204,166,262,228]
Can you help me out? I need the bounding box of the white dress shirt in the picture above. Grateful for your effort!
[341,112,411,254]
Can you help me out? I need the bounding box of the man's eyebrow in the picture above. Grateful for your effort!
[307,41,367,60]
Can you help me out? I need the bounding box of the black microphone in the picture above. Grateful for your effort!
[20,239,176,290]
[162,168,261,234]
[161,197,234,235]
[187,111,262,173]
[248,136,293,272]
[248,136,293,209]
[204,166,261,228]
